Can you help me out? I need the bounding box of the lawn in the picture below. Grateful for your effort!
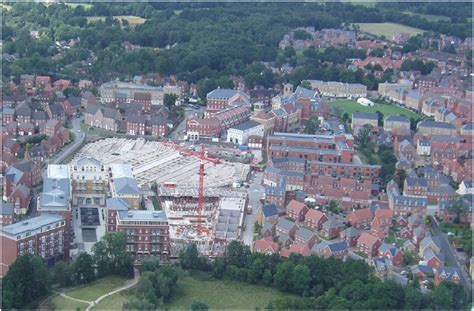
[328,99,419,120]
[51,295,89,311]
[87,15,147,26]
[354,22,424,38]
[93,288,135,310]
[165,272,299,309]
[65,275,129,301]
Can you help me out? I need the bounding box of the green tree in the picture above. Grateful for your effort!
[447,197,468,224]
[191,301,209,311]
[300,80,311,89]
[274,261,294,292]
[394,169,407,191]
[180,243,200,270]
[292,265,311,295]
[141,257,161,272]
[163,93,178,109]
[52,261,73,287]
[73,253,95,284]
[304,117,320,134]
[2,255,51,309]
[262,268,273,286]
[92,232,133,278]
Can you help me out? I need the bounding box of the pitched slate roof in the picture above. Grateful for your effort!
[418,120,455,129]
[106,197,130,210]
[295,227,316,241]
[0,203,14,216]
[353,112,378,120]
[276,217,296,232]
[113,177,140,195]
[230,120,261,131]
[262,203,278,218]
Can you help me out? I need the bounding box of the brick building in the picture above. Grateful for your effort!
[0,214,65,276]
[112,210,170,261]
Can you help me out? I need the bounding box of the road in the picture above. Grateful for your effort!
[430,216,472,293]
[242,171,264,249]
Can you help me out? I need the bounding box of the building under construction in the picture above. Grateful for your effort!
[157,185,248,257]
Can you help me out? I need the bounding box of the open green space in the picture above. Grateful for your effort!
[328,100,419,119]
[165,272,298,309]
[93,288,135,310]
[403,11,450,22]
[65,275,129,302]
[87,15,147,26]
[51,294,89,311]
[355,22,424,38]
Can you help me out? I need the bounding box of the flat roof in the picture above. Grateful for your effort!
[118,210,168,221]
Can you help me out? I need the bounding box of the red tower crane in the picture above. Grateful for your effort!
[197,144,205,231]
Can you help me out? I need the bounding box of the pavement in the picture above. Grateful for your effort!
[242,171,264,249]
[429,216,472,293]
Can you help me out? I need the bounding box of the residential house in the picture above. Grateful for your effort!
[294,227,319,248]
[433,267,461,286]
[286,199,308,222]
[384,115,410,133]
[347,208,373,229]
[411,264,434,281]
[339,226,361,247]
[84,104,121,132]
[256,203,279,225]
[378,243,404,266]
[303,209,328,231]
[312,240,348,259]
[357,232,381,258]
[371,208,393,239]
[253,238,279,255]
[125,115,147,135]
[352,112,378,135]
[322,217,344,239]
[0,203,14,225]
[280,242,312,258]
[417,120,457,136]
[275,217,297,239]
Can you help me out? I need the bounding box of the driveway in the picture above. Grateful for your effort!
[430,216,471,293]
[242,171,264,248]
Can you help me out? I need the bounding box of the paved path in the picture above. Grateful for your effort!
[59,269,139,311]
[242,172,264,248]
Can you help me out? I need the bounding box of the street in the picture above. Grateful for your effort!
[430,216,472,293]
[242,171,265,249]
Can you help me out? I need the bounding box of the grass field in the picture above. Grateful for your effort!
[87,15,147,26]
[65,276,129,301]
[355,23,424,38]
[328,100,419,119]
[403,11,450,22]
[165,272,298,309]
[51,295,89,311]
[93,288,135,310]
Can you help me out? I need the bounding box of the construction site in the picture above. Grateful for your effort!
[72,138,250,256]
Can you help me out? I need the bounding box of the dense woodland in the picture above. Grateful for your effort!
[2,2,471,98]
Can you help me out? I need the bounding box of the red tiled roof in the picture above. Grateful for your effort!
[374,208,393,219]
[348,208,373,224]
[305,209,327,223]
[254,239,279,254]
[358,232,380,247]
[280,242,311,258]
[287,199,306,214]
[350,191,370,201]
